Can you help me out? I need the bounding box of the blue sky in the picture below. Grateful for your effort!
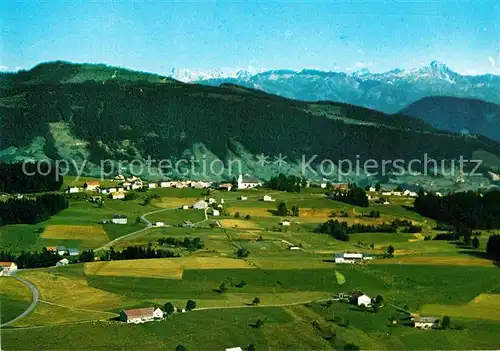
[1,0,499,75]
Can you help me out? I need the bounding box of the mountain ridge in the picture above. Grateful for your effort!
[1,61,499,183]
[169,61,500,114]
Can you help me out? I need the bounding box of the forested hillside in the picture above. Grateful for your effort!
[400,96,500,141]
[1,62,500,178]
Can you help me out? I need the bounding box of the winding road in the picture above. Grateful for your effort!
[94,207,177,251]
[1,275,39,328]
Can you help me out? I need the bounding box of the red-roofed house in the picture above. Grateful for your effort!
[84,181,101,191]
[0,262,18,276]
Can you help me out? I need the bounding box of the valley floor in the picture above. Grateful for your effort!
[1,186,499,350]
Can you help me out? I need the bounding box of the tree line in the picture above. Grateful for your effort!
[315,219,422,241]
[99,244,179,261]
[0,162,63,194]
[0,193,68,226]
[414,190,500,229]
[266,174,304,193]
[157,237,204,251]
[0,249,61,269]
[328,187,369,207]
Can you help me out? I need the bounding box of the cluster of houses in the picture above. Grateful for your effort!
[190,198,224,217]
[379,189,419,197]
[336,291,441,330]
[66,176,214,200]
[0,261,18,276]
[334,252,374,264]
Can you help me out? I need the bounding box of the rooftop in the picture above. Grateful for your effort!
[0,261,15,267]
[122,307,155,319]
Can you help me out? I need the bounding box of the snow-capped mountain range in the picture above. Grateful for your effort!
[167,61,500,114]
[168,66,267,83]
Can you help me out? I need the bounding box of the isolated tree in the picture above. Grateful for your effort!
[164,302,175,315]
[219,282,227,292]
[442,315,451,329]
[175,345,187,351]
[375,295,384,305]
[236,248,250,258]
[136,216,141,224]
[463,230,472,246]
[375,183,381,192]
[370,243,375,250]
[472,236,480,249]
[255,319,264,328]
[246,344,256,351]
[486,234,500,259]
[234,211,240,219]
[276,202,288,216]
[386,245,395,257]
[245,214,251,220]
[252,297,260,305]
[186,299,196,311]
[344,343,360,351]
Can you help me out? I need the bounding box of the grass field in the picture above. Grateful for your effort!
[421,293,500,321]
[41,224,109,249]
[2,186,500,349]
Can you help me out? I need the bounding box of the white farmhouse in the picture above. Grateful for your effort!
[67,248,80,256]
[119,307,163,323]
[211,209,220,216]
[208,198,216,204]
[111,192,125,200]
[413,316,440,329]
[237,174,261,190]
[0,262,18,276]
[154,222,165,227]
[112,214,128,224]
[56,246,67,256]
[219,183,233,191]
[357,294,372,307]
[148,183,157,189]
[193,200,208,210]
[334,253,372,263]
[131,181,143,190]
[263,195,275,202]
[281,220,291,226]
[67,186,80,194]
[56,258,69,267]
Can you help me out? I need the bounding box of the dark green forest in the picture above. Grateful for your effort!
[414,190,500,229]
[0,193,68,226]
[0,163,63,193]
